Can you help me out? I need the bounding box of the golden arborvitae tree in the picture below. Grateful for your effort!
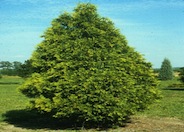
[19,3,160,127]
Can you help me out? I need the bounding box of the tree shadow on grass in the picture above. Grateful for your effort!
[2,109,128,131]
[163,87,184,91]
[0,82,20,85]
[2,109,85,131]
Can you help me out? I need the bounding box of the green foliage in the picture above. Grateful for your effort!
[0,61,22,76]
[17,60,34,78]
[0,61,14,76]
[0,60,34,78]
[0,61,13,69]
[173,67,182,72]
[158,58,173,80]
[179,67,184,83]
[19,3,160,127]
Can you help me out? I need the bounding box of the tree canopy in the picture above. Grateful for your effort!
[19,3,160,127]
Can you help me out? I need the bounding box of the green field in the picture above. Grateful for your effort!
[138,78,184,120]
[0,76,27,122]
[0,76,184,131]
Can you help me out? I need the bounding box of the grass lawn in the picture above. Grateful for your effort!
[0,76,184,131]
[0,76,28,122]
[138,78,184,120]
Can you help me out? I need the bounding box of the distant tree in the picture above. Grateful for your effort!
[0,61,13,69]
[153,68,160,74]
[17,60,34,78]
[179,67,184,83]
[0,61,23,76]
[19,3,160,127]
[12,61,22,75]
[12,61,22,70]
[159,58,173,80]
[0,61,13,76]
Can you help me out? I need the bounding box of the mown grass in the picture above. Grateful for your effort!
[0,76,184,131]
[0,76,28,122]
[138,78,184,120]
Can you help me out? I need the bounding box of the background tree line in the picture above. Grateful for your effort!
[0,60,184,79]
[0,60,33,78]
[0,59,184,80]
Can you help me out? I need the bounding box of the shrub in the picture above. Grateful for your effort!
[19,3,160,127]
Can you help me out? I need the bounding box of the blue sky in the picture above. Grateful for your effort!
[0,0,184,68]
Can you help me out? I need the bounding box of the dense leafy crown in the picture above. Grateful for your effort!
[159,58,173,80]
[20,3,160,127]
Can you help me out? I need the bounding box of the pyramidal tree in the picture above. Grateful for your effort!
[159,58,173,80]
[19,3,160,127]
